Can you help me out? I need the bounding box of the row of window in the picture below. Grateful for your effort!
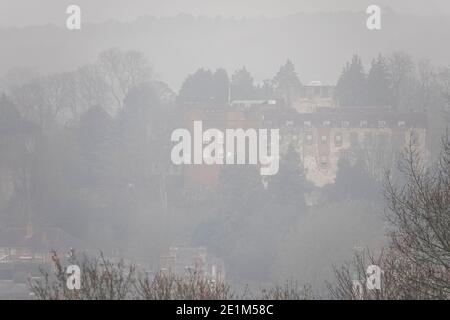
[300,133,343,146]
[295,120,407,129]
[293,131,420,147]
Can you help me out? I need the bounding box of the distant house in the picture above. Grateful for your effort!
[230,99,277,109]
[275,106,428,186]
[159,246,225,284]
[0,224,85,264]
[172,88,427,188]
[294,81,336,113]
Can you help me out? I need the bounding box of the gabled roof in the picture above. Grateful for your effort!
[0,227,85,252]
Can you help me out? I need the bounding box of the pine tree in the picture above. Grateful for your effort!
[367,54,391,106]
[178,68,214,104]
[178,68,229,105]
[274,59,302,107]
[212,68,230,105]
[268,143,309,208]
[335,55,367,106]
[231,67,255,100]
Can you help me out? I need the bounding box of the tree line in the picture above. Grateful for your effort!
[0,48,449,296]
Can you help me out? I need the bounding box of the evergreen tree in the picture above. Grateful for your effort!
[178,68,214,104]
[367,54,391,106]
[274,59,302,107]
[268,143,309,208]
[178,68,229,105]
[231,67,255,100]
[212,68,230,105]
[325,156,379,202]
[335,55,367,106]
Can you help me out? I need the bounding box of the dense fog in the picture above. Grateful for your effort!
[0,1,449,299]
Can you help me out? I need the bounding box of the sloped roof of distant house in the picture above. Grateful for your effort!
[306,81,334,87]
[0,226,86,252]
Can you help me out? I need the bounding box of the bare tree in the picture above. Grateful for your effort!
[259,281,316,300]
[75,64,109,115]
[29,252,234,300]
[327,248,435,300]
[329,133,450,300]
[384,134,450,298]
[11,73,76,131]
[134,271,234,300]
[30,251,136,300]
[437,67,450,114]
[98,48,152,109]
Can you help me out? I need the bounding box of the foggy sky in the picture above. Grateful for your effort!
[2,0,450,28]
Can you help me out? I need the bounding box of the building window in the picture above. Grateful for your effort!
[378,120,387,128]
[304,121,312,129]
[335,133,343,147]
[360,120,368,128]
[398,120,406,128]
[321,135,328,144]
[305,133,313,145]
[319,156,328,167]
[342,121,350,128]
[323,120,331,127]
[350,132,359,146]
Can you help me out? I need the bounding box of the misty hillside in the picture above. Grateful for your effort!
[2,11,450,90]
[1,2,450,301]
